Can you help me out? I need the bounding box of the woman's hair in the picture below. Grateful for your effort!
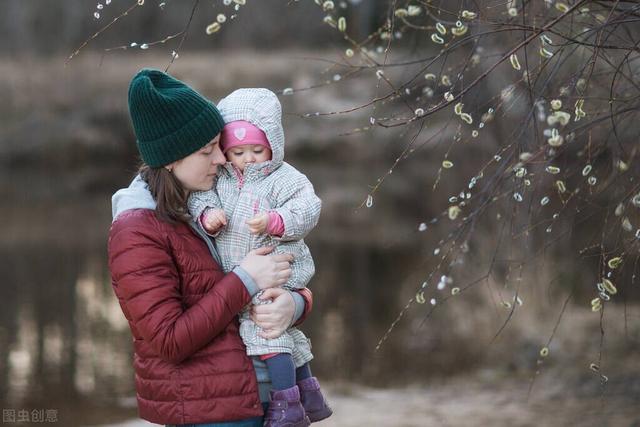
[139,164,191,224]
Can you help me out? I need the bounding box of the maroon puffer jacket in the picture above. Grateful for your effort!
[108,208,312,425]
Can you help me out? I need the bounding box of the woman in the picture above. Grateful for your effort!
[108,69,313,426]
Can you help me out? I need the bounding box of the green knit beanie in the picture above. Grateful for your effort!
[128,69,225,167]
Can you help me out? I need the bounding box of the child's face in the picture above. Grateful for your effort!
[226,144,272,172]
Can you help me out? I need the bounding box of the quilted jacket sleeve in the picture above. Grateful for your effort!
[108,212,251,364]
[273,169,322,242]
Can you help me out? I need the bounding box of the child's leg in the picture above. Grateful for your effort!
[263,353,296,391]
[262,354,310,426]
[295,363,312,382]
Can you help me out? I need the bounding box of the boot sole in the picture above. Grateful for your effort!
[265,416,310,427]
[307,407,333,423]
[300,415,311,427]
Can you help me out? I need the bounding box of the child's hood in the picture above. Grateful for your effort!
[217,88,285,170]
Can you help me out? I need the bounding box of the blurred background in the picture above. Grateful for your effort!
[1,1,639,426]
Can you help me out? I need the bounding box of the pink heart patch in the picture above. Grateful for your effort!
[233,127,247,141]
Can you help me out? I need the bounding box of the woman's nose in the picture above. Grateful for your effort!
[245,153,255,163]
[212,146,226,165]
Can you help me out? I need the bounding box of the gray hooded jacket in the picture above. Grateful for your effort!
[188,88,322,291]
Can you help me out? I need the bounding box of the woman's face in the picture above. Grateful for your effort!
[168,135,225,192]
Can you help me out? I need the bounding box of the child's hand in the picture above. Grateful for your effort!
[203,208,227,233]
[246,212,269,235]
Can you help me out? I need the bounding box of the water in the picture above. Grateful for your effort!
[0,157,429,425]
[0,54,444,424]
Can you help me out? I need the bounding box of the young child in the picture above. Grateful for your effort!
[188,88,332,427]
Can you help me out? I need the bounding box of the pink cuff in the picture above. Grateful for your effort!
[200,209,218,237]
[266,211,285,237]
[199,210,209,229]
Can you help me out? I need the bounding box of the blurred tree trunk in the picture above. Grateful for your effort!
[350,0,388,42]
[0,253,19,404]
[3,1,33,55]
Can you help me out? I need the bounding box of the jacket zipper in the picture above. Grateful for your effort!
[189,221,223,266]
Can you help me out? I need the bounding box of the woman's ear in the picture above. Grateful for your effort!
[164,162,175,173]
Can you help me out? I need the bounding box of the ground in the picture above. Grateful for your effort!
[96,373,639,427]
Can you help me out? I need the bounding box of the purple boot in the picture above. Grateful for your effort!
[297,377,333,423]
[263,385,310,427]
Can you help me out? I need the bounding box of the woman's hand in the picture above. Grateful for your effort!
[250,288,295,339]
[239,247,293,290]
